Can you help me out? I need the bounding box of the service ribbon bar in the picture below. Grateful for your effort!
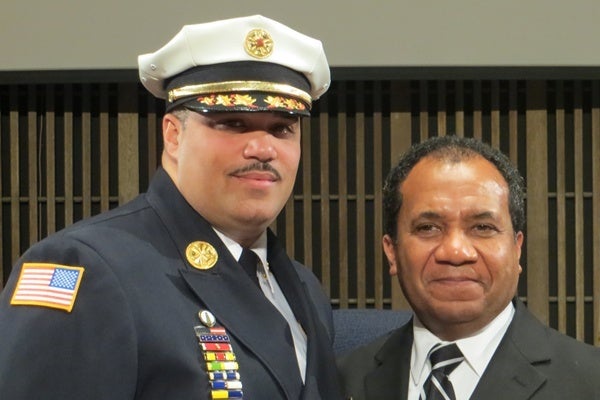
[195,313,244,400]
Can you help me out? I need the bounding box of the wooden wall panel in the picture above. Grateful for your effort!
[389,81,412,310]
[1,77,599,346]
[526,81,550,324]
[592,81,600,346]
[372,81,384,309]
[337,82,349,308]
[573,82,585,341]
[9,86,20,270]
[117,83,139,204]
[555,81,567,334]
[99,84,110,213]
[318,96,331,297]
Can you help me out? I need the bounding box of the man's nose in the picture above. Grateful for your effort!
[434,229,478,265]
[243,132,276,162]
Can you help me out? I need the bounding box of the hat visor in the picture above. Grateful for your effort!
[173,91,311,117]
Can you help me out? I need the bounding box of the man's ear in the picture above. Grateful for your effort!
[383,234,398,276]
[162,113,182,159]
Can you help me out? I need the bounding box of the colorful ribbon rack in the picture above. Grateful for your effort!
[195,315,244,399]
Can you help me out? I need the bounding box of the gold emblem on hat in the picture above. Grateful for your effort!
[186,241,218,270]
[244,28,274,59]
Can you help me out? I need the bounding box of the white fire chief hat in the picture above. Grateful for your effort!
[138,15,330,116]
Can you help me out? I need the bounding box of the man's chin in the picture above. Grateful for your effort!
[425,299,487,325]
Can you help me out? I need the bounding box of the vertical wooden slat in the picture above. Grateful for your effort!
[389,81,411,310]
[319,99,331,297]
[81,85,91,218]
[437,81,446,135]
[592,81,600,346]
[455,80,465,136]
[508,81,519,166]
[64,85,74,227]
[573,82,585,341]
[338,82,349,307]
[302,118,313,269]
[473,80,482,139]
[491,81,500,148]
[526,80,549,323]
[10,86,20,263]
[117,83,139,204]
[27,85,38,245]
[356,82,366,308]
[100,84,110,212]
[46,86,56,235]
[419,80,428,140]
[373,81,383,308]
[555,81,567,334]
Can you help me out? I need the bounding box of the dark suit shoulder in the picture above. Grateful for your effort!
[473,300,600,400]
[337,322,413,400]
[336,332,392,400]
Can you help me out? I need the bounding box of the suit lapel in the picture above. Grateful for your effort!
[470,299,549,400]
[364,322,413,399]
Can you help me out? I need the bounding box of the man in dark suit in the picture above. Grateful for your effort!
[338,136,600,399]
[0,15,342,399]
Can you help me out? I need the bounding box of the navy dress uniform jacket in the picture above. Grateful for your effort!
[337,299,600,400]
[0,168,342,400]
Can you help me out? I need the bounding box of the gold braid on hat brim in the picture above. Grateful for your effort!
[168,80,312,108]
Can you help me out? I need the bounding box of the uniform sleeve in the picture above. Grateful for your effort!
[0,234,138,399]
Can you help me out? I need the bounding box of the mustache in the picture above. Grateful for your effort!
[231,162,282,180]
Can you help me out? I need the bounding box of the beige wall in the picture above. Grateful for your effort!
[2,0,600,71]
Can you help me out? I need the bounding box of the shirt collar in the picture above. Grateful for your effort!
[212,228,275,291]
[212,228,268,267]
[410,301,515,384]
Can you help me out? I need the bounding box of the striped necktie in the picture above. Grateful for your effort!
[420,343,464,400]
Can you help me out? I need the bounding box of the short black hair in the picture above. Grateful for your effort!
[383,135,525,240]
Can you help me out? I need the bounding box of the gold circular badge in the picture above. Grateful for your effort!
[186,241,218,270]
[244,28,274,59]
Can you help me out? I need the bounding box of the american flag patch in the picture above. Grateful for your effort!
[10,263,85,312]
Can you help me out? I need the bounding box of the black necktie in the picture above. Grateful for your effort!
[238,248,259,286]
[420,343,464,400]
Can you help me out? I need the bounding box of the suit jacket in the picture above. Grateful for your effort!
[0,168,342,400]
[337,299,600,399]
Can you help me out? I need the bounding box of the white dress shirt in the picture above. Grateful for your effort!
[407,302,515,400]
[213,228,308,382]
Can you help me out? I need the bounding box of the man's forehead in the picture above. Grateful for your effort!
[403,156,508,190]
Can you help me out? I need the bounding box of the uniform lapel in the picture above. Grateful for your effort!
[146,169,302,398]
[180,264,303,398]
[364,322,413,399]
[470,299,548,400]
[266,232,341,399]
